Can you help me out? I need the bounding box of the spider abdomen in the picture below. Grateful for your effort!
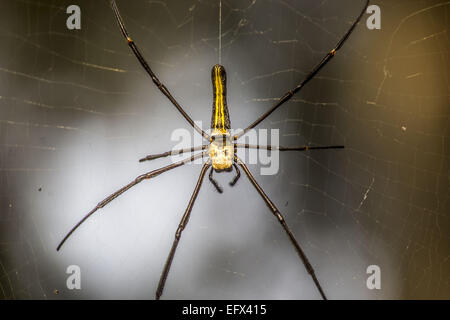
[211,64,230,135]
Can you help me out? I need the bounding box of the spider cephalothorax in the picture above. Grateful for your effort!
[208,134,234,171]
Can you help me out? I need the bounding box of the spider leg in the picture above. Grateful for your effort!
[110,0,209,140]
[235,143,344,152]
[235,156,327,300]
[208,166,223,193]
[56,152,206,251]
[139,145,209,162]
[229,163,240,186]
[233,0,370,140]
[156,161,211,300]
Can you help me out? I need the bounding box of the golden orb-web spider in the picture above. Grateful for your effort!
[57,0,370,300]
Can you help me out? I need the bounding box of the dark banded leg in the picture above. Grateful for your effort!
[56,152,206,251]
[110,0,209,140]
[234,143,344,152]
[233,0,369,140]
[229,163,240,186]
[139,145,209,162]
[235,156,327,300]
[156,161,211,300]
[208,167,223,193]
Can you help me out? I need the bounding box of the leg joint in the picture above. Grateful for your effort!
[305,262,314,275]
[175,226,183,239]
[275,211,284,222]
[156,81,164,89]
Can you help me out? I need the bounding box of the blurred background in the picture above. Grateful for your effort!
[0,0,448,299]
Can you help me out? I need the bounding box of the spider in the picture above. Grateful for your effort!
[57,0,370,300]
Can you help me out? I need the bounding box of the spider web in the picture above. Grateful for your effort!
[0,0,449,299]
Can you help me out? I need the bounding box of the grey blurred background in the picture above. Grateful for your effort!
[0,0,449,299]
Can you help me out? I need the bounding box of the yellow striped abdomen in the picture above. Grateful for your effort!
[210,64,230,135]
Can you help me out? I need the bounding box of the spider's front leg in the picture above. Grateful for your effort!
[156,160,211,300]
[56,152,207,251]
[235,156,327,300]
